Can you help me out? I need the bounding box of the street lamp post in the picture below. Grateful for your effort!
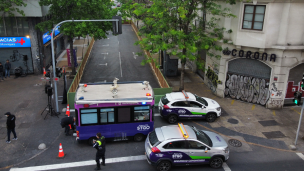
[51,19,119,112]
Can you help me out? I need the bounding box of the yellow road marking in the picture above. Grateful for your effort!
[273,110,276,116]
[192,121,302,153]
[291,108,301,115]
[231,100,235,105]
[252,105,255,110]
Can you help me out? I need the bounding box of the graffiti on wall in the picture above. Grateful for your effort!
[270,83,283,98]
[206,67,218,93]
[269,99,283,107]
[224,73,270,105]
[285,81,304,99]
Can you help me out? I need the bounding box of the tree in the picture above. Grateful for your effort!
[35,0,118,75]
[131,0,236,91]
[0,0,27,21]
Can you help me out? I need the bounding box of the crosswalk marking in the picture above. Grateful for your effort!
[222,162,231,171]
[296,153,304,160]
[10,155,146,171]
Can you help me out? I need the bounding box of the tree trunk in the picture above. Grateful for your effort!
[69,36,76,75]
[179,49,187,91]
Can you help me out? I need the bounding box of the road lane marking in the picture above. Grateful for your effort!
[291,108,301,115]
[99,63,107,66]
[10,155,146,171]
[252,105,255,110]
[101,53,108,55]
[296,153,304,160]
[231,100,235,105]
[222,163,231,171]
[132,52,138,59]
[119,52,122,77]
[273,110,276,116]
[102,44,109,46]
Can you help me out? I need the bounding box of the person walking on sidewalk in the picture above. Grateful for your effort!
[0,62,4,81]
[4,59,11,78]
[5,112,17,143]
[60,116,75,136]
[93,133,106,170]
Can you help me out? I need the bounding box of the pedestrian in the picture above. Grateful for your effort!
[93,133,106,170]
[5,112,17,143]
[60,116,75,136]
[4,59,11,78]
[0,62,4,81]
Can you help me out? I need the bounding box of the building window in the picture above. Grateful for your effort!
[1,17,29,36]
[242,5,266,31]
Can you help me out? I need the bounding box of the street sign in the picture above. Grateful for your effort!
[54,77,59,81]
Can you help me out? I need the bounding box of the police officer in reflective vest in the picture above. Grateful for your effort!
[93,132,106,170]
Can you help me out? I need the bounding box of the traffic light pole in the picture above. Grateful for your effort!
[51,19,119,112]
[295,95,304,145]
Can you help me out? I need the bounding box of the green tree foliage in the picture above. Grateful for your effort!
[129,0,236,90]
[35,0,118,74]
[0,0,27,21]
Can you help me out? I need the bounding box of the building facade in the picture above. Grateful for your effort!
[200,0,304,109]
[0,0,67,75]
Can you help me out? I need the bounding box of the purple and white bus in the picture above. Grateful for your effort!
[74,81,154,145]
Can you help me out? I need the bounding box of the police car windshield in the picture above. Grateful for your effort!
[161,96,170,105]
[149,131,159,146]
[194,95,208,106]
[191,127,212,147]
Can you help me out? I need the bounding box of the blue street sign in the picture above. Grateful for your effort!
[0,37,31,48]
[42,25,61,44]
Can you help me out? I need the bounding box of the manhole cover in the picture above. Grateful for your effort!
[227,118,239,124]
[228,139,242,147]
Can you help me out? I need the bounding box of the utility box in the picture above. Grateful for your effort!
[163,53,178,77]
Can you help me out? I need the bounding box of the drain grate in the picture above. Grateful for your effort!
[228,139,242,147]
[227,118,239,124]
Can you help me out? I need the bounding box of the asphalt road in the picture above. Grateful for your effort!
[81,25,160,88]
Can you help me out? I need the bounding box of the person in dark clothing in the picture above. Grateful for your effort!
[5,112,17,143]
[4,60,11,78]
[93,133,106,170]
[60,117,75,136]
[0,62,4,81]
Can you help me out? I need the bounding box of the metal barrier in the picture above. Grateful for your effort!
[130,21,170,88]
[67,37,95,108]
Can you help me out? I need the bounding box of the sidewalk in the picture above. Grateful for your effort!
[165,68,304,152]
[0,37,90,170]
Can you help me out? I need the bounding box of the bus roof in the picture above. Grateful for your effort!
[75,81,154,104]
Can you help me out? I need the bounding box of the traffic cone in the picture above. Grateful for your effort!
[69,124,72,129]
[66,104,70,116]
[43,67,46,76]
[57,143,65,158]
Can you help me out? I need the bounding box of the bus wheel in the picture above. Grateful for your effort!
[88,137,97,146]
[134,133,144,142]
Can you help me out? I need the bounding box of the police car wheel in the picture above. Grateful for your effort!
[134,133,144,142]
[157,160,171,171]
[206,113,216,123]
[167,115,177,124]
[209,157,223,169]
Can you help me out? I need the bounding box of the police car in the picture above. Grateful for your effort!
[145,123,229,171]
[158,91,221,124]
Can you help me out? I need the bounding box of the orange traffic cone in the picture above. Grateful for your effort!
[66,104,70,116]
[43,67,46,76]
[57,143,65,158]
[69,124,72,129]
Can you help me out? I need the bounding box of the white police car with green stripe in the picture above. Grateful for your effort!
[145,123,229,171]
[158,91,221,124]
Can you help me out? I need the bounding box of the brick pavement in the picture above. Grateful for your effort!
[165,68,304,152]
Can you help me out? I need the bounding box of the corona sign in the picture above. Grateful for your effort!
[42,25,61,44]
[0,37,31,48]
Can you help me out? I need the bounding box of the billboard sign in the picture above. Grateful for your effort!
[0,37,31,48]
[42,25,61,44]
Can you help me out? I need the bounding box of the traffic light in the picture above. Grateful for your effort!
[55,67,62,78]
[293,91,299,105]
[301,82,304,91]
[112,16,122,35]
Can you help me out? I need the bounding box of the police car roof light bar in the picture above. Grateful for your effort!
[178,123,189,139]
[182,90,189,99]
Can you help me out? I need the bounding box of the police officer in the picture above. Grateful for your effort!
[60,117,75,136]
[93,133,106,170]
